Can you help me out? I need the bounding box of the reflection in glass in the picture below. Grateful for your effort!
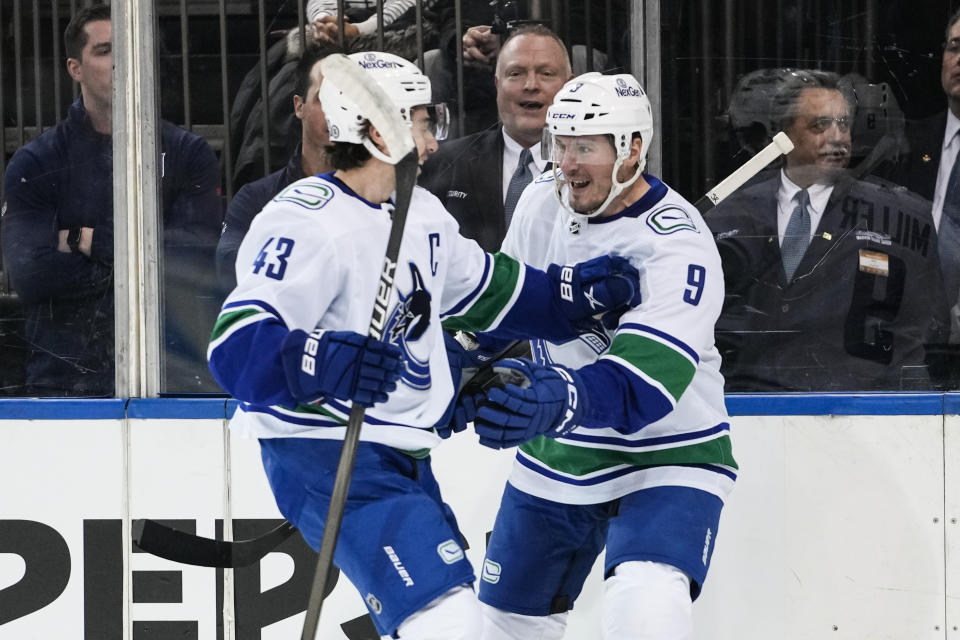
[662,2,960,392]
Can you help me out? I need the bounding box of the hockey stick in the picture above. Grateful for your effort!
[129,128,797,573]
[694,131,794,214]
[299,53,418,640]
[132,518,297,567]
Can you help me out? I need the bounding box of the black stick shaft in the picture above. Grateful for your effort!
[300,150,420,639]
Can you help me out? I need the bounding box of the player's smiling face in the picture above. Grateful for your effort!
[556,134,618,214]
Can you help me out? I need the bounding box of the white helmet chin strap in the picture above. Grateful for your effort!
[363,137,403,165]
[553,156,645,220]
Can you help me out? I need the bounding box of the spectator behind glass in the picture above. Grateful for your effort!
[418,24,571,252]
[307,0,415,43]
[303,0,445,62]
[708,69,949,391]
[0,4,222,396]
[888,8,960,342]
[217,45,338,292]
[230,1,446,194]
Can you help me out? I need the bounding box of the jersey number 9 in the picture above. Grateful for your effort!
[683,264,706,306]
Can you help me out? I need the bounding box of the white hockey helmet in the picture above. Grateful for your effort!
[320,51,448,163]
[543,72,654,217]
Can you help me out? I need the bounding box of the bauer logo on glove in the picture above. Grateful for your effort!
[547,255,642,332]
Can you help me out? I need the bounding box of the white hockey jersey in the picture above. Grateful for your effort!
[209,173,552,453]
[501,171,738,505]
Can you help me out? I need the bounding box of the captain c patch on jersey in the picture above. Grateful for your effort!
[384,262,433,389]
[646,205,700,235]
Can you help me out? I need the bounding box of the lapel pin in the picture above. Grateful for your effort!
[922,154,932,163]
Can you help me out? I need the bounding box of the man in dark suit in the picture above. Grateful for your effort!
[709,70,949,391]
[892,10,960,205]
[418,24,571,252]
[891,10,960,311]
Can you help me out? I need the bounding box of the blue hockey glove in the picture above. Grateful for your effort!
[548,255,642,331]
[281,328,403,407]
[435,332,529,438]
[435,332,479,439]
[474,358,588,449]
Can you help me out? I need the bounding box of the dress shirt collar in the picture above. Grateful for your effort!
[502,129,546,175]
[776,169,833,244]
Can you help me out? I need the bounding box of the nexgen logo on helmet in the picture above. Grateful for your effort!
[543,72,654,218]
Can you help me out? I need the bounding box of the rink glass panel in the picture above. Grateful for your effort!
[3,1,954,395]
[659,0,960,392]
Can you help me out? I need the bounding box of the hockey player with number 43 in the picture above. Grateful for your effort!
[465,73,739,640]
[206,53,641,640]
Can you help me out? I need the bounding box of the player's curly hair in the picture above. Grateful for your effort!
[325,135,372,171]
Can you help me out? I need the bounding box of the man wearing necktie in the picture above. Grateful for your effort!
[419,24,572,252]
[889,8,960,349]
[709,69,949,391]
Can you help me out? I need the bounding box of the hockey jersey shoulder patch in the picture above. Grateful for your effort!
[272,179,335,211]
[646,205,700,235]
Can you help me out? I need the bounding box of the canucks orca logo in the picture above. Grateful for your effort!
[384,263,433,389]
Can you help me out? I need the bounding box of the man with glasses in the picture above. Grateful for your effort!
[709,69,948,391]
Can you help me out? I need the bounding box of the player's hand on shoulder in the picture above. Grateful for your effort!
[549,255,642,331]
[473,358,587,449]
[281,328,403,407]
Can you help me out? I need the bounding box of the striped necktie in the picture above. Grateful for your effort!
[504,147,533,227]
[781,188,811,282]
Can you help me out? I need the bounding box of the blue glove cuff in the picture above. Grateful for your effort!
[281,328,328,404]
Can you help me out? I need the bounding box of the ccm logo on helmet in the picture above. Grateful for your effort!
[551,113,576,119]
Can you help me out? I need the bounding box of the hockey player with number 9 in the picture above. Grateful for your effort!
[470,73,739,639]
[206,53,641,639]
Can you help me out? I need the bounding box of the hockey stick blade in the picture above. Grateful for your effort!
[695,131,794,213]
[132,518,297,568]
[319,53,415,163]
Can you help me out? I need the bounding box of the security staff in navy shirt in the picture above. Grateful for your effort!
[0,5,221,396]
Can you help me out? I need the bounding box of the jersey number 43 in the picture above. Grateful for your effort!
[252,236,295,281]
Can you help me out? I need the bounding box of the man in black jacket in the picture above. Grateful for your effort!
[0,5,222,396]
[418,24,571,252]
[216,46,338,291]
[709,70,949,391]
